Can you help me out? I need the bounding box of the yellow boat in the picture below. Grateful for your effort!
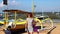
[0,21,4,25]
[3,10,31,31]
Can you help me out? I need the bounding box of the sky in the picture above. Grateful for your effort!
[0,0,60,13]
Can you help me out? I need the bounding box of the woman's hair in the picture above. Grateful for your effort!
[27,13,33,17]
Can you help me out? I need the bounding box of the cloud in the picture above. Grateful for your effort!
[0,1,5,8]
[12,0,16,4]
[8,0,20,5]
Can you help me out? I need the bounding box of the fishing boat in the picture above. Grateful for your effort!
[3,9,31,31]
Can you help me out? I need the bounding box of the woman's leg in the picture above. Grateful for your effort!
[37,31,39,34]
[28,29,33,34]
[29,32,33,34]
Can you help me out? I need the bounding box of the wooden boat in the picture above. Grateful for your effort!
[3,10,31,31]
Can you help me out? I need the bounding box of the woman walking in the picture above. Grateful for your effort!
[25,13,33,34]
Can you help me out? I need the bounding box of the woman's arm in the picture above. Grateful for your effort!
[25,20,28,31]
[25,22,28,28]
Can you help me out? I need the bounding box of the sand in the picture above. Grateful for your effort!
[50,23,60,34]
[0,23,60,34]
[0,27,5,34]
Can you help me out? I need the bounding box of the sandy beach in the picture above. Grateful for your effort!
[0,23,60,34]
[50,23,60,34]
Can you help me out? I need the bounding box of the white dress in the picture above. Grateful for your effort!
[26,18,33,32]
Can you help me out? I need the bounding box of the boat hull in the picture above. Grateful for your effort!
[9,24,25,31]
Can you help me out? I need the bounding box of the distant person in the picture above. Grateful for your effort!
[32,17,39,34]
[25,13,33,34]
[3,19,15,34]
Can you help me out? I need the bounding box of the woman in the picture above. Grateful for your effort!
[25,13,33,34]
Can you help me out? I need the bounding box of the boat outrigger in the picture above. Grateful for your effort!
[2,9,55,32]
[3,9,31,31]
